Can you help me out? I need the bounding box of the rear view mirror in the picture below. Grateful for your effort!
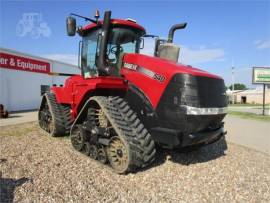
[140,37,144,49]
[66,16,76,36]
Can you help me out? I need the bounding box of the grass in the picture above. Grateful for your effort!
[228,110,270,122]
[229,103,270,107]
[0,122,37,137]
[0,122,71,139]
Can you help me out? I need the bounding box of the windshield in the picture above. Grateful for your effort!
[106,27,142,63]
[81,29,99,77]
[81,27,143,78]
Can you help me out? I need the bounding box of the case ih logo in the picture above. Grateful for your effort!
[124,62,166,83]
[123,62,138,71]
[0,52,50,74]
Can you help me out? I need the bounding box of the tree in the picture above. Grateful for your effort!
[229,83,247,90]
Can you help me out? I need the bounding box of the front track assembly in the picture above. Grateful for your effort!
[70,96,156,174]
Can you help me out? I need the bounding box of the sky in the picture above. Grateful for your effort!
[0,0,270,87]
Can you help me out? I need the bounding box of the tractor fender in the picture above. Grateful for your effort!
[124,83,158,130]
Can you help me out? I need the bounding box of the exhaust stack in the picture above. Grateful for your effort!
[167,23,187,43]
[156,22,187,63]
[96,11,112,75]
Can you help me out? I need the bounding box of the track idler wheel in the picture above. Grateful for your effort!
[70,126,87,151]
[107,136,129,174]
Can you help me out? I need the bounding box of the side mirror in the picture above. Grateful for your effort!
[66,16,76,36]
[140,37,144,49]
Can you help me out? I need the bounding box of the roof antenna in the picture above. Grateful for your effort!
[70,13,97,24]
[95,10,100,23]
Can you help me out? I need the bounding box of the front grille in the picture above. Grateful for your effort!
[156,73,227,132]
[171,74,227,108]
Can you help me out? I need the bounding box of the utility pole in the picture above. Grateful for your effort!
[231,61,235,104]
[262,84,266,115]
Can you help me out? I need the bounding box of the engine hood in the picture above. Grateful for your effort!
[120,53,224,108]
[122,53,222,81]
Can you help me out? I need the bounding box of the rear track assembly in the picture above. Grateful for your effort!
[38,93,72,136]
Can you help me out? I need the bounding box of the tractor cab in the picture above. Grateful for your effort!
[81,22,145,78]
[66,12,145,78]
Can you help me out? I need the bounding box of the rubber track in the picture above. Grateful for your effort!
[92,96,156,172]
[44,93,72,136]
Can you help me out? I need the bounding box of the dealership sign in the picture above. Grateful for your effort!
[252,67,270,84]
[0,52,50,74]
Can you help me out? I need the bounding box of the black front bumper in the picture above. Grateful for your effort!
[181,127,226,147]
[151,126,226,149]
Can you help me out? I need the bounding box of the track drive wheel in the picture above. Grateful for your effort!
[70,125,86,151]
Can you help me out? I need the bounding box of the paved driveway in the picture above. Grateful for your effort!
[224,115,270,154]
[0,111,38,127]
[229,106,270,115]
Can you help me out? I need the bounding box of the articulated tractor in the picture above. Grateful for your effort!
[39,10,227,173]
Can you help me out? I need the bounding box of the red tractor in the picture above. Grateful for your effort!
[38,10,227,173]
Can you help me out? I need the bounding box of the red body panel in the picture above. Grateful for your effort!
[83,19,145,32]
[121,53,221,108]
[51,75,127,119]
[51,54,222,120]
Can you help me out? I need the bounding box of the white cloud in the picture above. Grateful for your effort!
[141,39,225,64]
[180,46,225,64]
[43,43,225,67]
[42,54,78,65]
[254,40,270,49]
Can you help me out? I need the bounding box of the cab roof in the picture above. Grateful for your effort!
[82,19,146,33]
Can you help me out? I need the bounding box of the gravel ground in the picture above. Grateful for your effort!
[0,122,269,202]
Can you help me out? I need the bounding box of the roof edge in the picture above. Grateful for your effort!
[0,47,80,69]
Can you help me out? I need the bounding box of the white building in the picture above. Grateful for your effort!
[227,88,270,104]
[0,47,80,111]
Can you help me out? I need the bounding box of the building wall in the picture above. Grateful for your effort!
[0,68,52,111]
[51,61,80,85]
[0,48,80,111]
[234,90,270,104]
